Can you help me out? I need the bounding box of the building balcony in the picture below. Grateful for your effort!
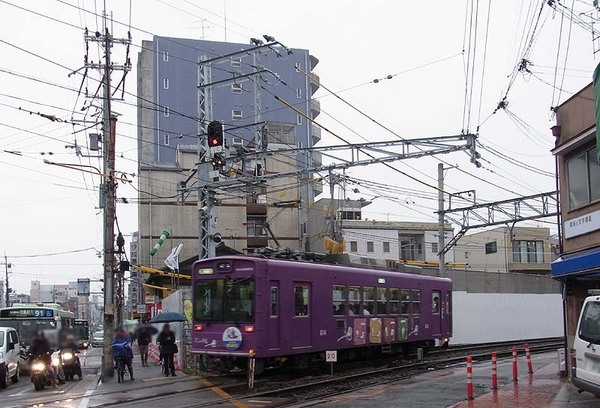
[311,123,321,145]
[312,151,322,168]
[310,54,319,70]
[309,72,320,95]
[310,98,321,119]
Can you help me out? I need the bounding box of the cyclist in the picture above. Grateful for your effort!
[113,328,134,381]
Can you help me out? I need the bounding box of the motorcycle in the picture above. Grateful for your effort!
[29,352,54,391]
[54,348,82,381]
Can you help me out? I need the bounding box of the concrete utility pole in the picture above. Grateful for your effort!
[4,254,9,307]
[82,12,131,380]
[438,163,446,278]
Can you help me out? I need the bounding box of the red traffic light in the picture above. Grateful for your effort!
[207,120,223,147]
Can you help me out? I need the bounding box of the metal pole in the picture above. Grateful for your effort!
[438,163,446,277]
[102,17,116,380]
[4,254,8,307]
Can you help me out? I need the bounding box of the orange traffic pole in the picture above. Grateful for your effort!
[491,352,498,390]
[467,356,474,400]
[525,343,533,374]
[512,347,518,382]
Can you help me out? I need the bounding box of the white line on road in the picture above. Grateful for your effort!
[8,387,28,397]
[77,376,99,408]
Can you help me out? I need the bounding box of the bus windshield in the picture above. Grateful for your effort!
[1,319,57,345]
[195,278,254,323]
[73,324,89,340]
[580,301,600,344]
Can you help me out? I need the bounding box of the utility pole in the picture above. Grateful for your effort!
[4,254,9,307]
[82,11,131,380]
[438,163,446,278]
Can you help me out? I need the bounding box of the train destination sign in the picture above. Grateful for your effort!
[1,308,54,318]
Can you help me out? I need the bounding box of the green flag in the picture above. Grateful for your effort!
[593,62,600,156]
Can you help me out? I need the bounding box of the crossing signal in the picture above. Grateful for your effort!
[207,121,223,148]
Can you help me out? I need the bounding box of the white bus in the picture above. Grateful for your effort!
[0,303,75,349]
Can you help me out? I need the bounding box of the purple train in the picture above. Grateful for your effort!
[191,256,452,373]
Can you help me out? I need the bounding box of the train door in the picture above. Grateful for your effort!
[445,290,452,336]
[292,282,312,348]
[431,290,442,336]
[267,283,280,350]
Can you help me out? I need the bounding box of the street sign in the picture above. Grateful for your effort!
[136,304,146,314]
[325,350,337,363]
[77,278,90,296]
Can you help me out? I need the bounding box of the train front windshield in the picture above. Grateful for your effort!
[195,278,255,323]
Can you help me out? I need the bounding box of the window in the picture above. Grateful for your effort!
[162,51,168,62]
[485,241,497,254]
[411,290,421,314]
[195,279,255,323]
[350,241,358,252]
[431,242,439,253]
[348,286,361,315]
[163,106,170,117]
[163,78,169,89]
[232,110,243,120]
[294,284,309,316]
[367,241,374,253]
[400,289,410,314]
[464,251,469,259]
[296,88,302,98]
[231,83,242,94]
[579,301,600,343]
[389,288,399,314]
[332,285,346,315]
[295,62,300,72]
[432,291,441,314]
[231,57,242,67]
[383,242,390,253]
[363,287,375,315]
[376,287,387,314]
[512,240,544,263]
[246,215,266,237]
[163,134,170,146]
[270,287,278,317]
[296,114,302,125]
[567,147,600,208]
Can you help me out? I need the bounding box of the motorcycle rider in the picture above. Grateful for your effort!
[30,332,58,388]
[58,334,81,380]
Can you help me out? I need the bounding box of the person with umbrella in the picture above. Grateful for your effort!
[156,323,177,377]
[135,325,157,367]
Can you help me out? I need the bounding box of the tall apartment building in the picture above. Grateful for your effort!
[137,37,322,269]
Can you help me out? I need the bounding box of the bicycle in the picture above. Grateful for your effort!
[113,342,134,383]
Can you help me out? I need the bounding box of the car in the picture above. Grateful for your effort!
[573,295,600,396]
[0,327,20,389]
[91,331,104,348]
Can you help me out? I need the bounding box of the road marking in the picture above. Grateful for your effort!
[200,378,247,408]
[8,387,28,397]
[77,375,98,408]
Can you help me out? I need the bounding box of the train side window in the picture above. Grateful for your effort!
[411,289,421,314]
[432,290,441,314]
[348,286,361,315]
[401,289,410,314]
[294,285,310,316]
[333,285,346,315]
[270,287,278,317]
[389,288,400,314]
[376,287,387,314]
[363,287,375,315]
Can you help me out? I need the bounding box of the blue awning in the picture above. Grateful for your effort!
[552,246,600,279]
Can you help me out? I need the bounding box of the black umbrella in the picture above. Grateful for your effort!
[149,312,188,323]
[136,324,158,336]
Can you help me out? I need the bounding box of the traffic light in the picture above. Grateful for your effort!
[207,120,223,148]
[211,153,225,170]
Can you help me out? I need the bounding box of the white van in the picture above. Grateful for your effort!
[0,327,21,389]
[573,295,600,396]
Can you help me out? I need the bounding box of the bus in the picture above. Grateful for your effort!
[73,319,90,348]
[0,303,75,349]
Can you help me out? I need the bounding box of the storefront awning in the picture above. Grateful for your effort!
[551,246,600,279]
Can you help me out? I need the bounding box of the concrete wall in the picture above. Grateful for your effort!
[451,291,563,344]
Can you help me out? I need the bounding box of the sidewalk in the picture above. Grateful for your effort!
[452,361,598,408]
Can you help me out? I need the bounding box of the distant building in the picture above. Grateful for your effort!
[9,293,30,305]
[0,280,4,308]
[454,226,555,274]
[309,197,455,267]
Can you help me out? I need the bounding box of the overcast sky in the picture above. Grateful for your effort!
[0,0,595,294]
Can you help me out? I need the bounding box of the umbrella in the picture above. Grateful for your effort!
[149,312,188,323]
[136,324,158,336]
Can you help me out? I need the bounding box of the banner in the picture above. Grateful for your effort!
[592,62,600,156]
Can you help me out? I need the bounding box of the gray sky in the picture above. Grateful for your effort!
[0,0,595,293]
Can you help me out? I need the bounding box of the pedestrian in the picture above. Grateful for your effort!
[137,329,152,367]
[156,323,177,377]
